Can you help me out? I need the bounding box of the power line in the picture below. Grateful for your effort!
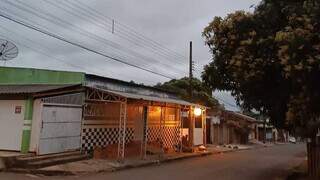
[60,0,187,65]
[8,0,189,77]
[39,0,188,73]
[69,0,188,61]
[0,25,134,80]
[0,11,176,79]
[2,0,203,80]
[4,0,204,78]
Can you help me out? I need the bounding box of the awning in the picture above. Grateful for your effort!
[90,87,204,107]
[225,110,258,123]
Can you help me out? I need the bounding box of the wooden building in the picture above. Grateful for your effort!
[206,110,258,145]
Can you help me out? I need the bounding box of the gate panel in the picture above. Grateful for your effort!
[0,100,24,151]
[39,104,82,155]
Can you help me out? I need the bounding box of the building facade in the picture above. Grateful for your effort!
[0,67,206,160]
[206,110,258,145]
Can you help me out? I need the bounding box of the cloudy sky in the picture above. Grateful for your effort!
[0,0,260,110]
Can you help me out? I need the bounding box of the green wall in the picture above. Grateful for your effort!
[21,97,33,153]
[0,67,85,85]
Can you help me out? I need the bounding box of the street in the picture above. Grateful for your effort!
[0,144,306,180]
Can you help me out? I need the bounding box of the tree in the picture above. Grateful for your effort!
[202,0,320,177]
[155,77,220,108]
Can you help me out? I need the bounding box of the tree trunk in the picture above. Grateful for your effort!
[307,135,320,178]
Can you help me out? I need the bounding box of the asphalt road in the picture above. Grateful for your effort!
[0,144,306,180]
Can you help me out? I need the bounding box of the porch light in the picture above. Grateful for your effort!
[194,107,202,116]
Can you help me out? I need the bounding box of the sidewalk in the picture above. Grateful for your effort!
[30,151,213,175]
[8,143,277,176]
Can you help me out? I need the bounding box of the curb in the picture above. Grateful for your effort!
[4,144,276,176]
[9,168,75,176]
[112,152,213,172]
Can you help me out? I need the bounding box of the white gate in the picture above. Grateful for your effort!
[194,115,204,146]
[38,104,82,155]
[0,100,24,151]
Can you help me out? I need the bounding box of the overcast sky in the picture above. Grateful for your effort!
[0,0,260,110]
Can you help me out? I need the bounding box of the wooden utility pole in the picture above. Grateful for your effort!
[189,41,193,98]
[188,41,194,148]
[112,19,115,34]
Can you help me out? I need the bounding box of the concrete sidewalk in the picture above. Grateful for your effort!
[31,151,214,175]
[7,142,280,176]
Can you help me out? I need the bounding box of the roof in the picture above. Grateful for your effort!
[92,87,203,107]
[0,84,80,94]
[0,67,174,96]
[85,74,177,96]
[225,110,257,123]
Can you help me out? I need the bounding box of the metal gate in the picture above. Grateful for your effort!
[38,103,82,155]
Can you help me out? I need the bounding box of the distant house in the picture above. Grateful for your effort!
[256,122,289,143]
[206,110,258,145]
[0,67,206,160]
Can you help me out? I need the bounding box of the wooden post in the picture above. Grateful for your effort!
[117,101,127,162]
[179,107,183,152]
[188,106,194,148]
[202,108,207,146]
[141,106,148,160]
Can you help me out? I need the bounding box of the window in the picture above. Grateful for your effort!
[182,117,190,128]
[148,106,161,123]
[165,107,178,121]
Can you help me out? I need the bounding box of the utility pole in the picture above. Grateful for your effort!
[189,41,193,98]
[188,41,194,149]
[112,19,115,34]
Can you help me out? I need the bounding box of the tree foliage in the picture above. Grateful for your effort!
[155,77,220,108]
[202,0,320,137]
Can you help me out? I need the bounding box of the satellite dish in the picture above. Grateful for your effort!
[0,39,19,62]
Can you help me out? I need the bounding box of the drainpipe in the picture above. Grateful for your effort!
[21,96,34,153]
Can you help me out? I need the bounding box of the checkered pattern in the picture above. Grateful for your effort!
[147,126,161,142]
[147,126,180,149]
[81,127,134,153]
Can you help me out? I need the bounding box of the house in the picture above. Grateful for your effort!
[0,67,206,160]
[257,122,289,143]
[206,110,258,145]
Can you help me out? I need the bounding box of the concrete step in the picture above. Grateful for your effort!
[26,154,89,169]
[16,151,81,162]
[7,151,90,170]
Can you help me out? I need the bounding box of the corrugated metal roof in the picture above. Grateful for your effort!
[93,87,202,107]
[0,85,78,94]
[225,110,257,122]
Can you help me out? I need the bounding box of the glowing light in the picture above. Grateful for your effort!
[194,107,202,116]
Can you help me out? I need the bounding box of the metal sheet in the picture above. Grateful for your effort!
[92,87,199,107]
[38,136,80,155]
[39,104,82,155]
